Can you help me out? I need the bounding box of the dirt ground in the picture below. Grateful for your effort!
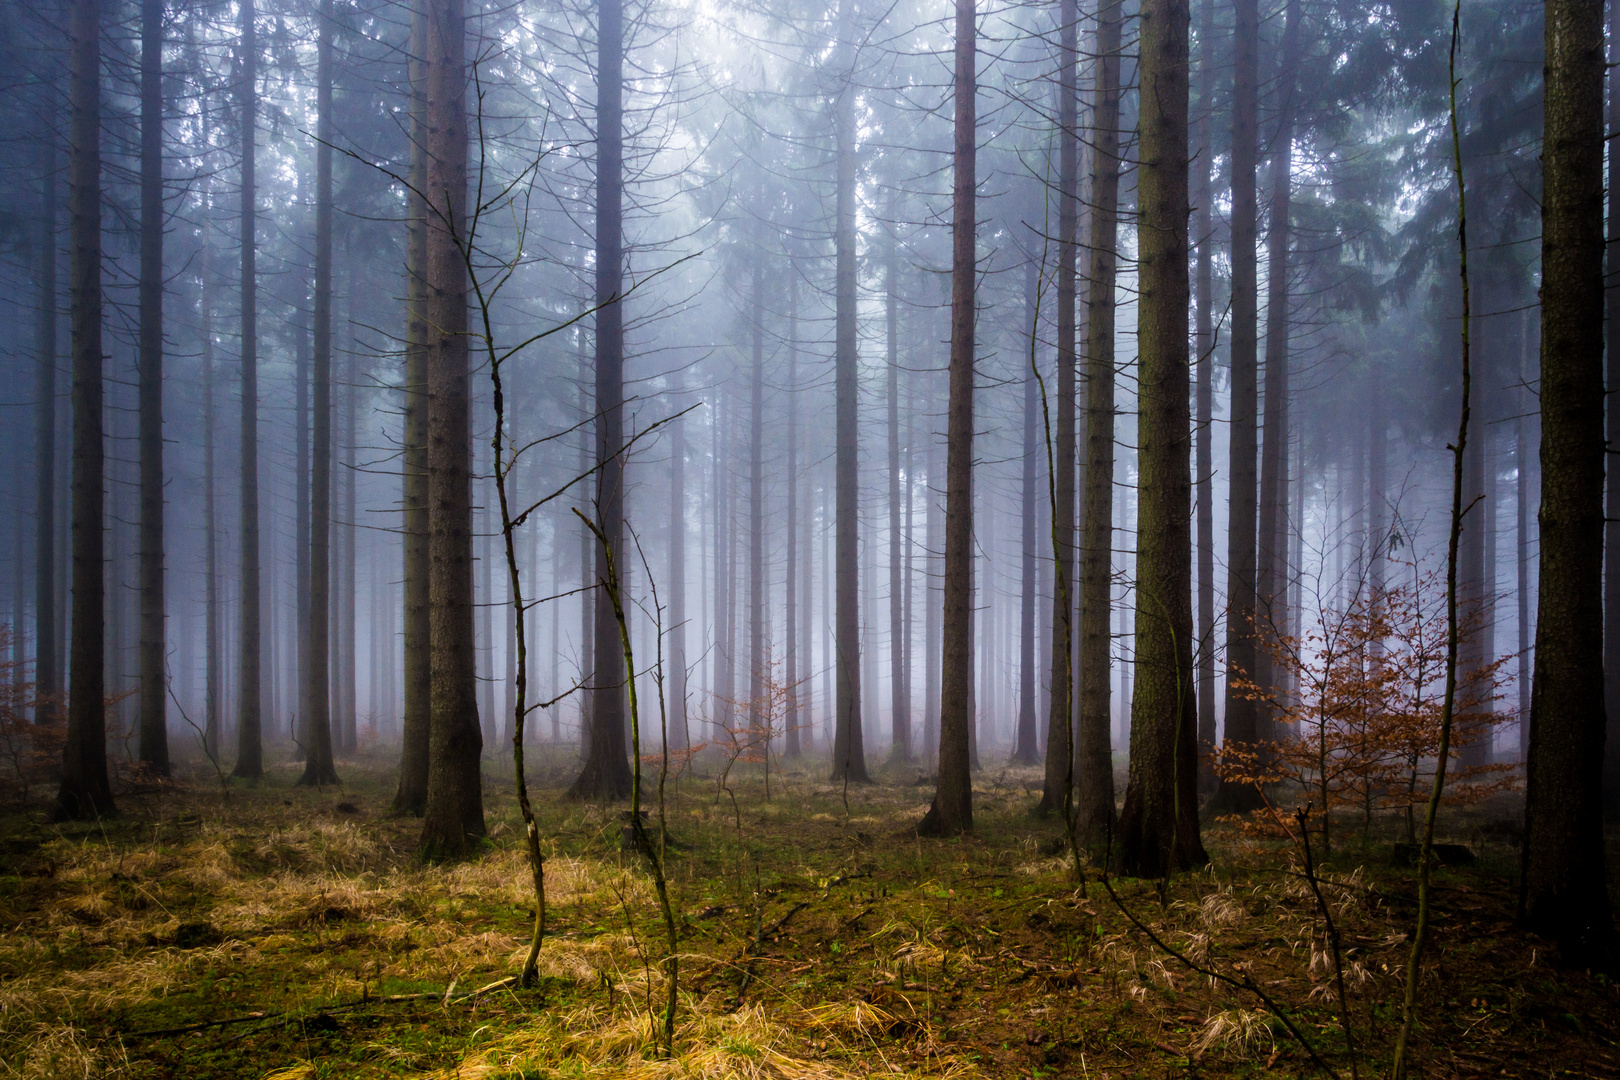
[1,747,1616,1079]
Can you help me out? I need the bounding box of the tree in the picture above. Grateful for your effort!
[1192,0,1217,786]
[1520,0,1614,959]
[1037,0,1079,815]
[917,0,975,837]
[34,71,59,726]
[1013,251,1040,766]
[567,0,633,801]
[886,222,910,761]
[298,0,338,788]
[1603,0,1620,819]
[784,278,801,758]
[1209,0,1263,817]
[829,0,868,784]
[1116,0,1207,875]
[137,0,168,776]
[419,0,485,855]
[1075,0,1123,839]
[393,0,431,815]
[56,0,114,820]
[232,0,264,780]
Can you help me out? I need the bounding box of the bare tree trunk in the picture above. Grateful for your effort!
[1014,252,1040,766]
[669,378,688,751]
[341,335,359,753]
[293,206,311,765]
[1603,0,1620,816]
[1517,314,1533,760]
[419,0,486,853]
[923,382,943,765]
[918,0,976,836]
[136,0,168,774]
[715,396,733,733]
[801,409,815,751]
[1117,0,1207,876]
[1039,0,1080,815]
[1520,0,1614,957]
[36,81,60,724]
[1193,0,1217,788]
[1076,0,1122,836]
[577,344,593,753]
[299,0,339,787]
[830,0,868,783]
[569,0,632,800]
[1209,0,1261,816]
[56,0,115,819]
[202,232,220,760]
[394,0,431,813]
[886,225,910,761]
[231,0,264,779]
[749,238,765,740]
[785,280,800,758]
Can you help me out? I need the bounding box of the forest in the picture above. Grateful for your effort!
[0,0,1616,1074]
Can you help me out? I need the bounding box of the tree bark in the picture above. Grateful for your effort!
[1520,0,1614,957]
[1603,0,1620,817]
[137,0,168,774]
[1038,0,1080,814]
[394,0,431,813]
[56,0,115,819]
[419,0,486,854]
[749,233,766,741]
[918,0,975,836]
[1209,0,1261,816]
[1117,0,1207,875]
[231,0,264,779]
[36,76,60,724]
[830,0,868,783]
[202,227,220,761]
[785,279,801,758]
[1075,0,1122,837]
[299,0,339,788]
[568,0,633,800]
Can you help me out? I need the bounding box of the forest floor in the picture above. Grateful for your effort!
[1,748,1618,1080]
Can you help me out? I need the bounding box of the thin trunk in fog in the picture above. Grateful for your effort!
[830,0,868,783]
[202,229,220,761]
[232,0,264,779]
[578,344,593,753]
[56,0,114,819]
[1517,316,1532,760]
[1075,0,1121,836]
[1256,0,1300,748]
[749,235,765,740]
[1014,254,1040,766]
[886,225,910,761]
[784,281,800,758]
[395,0,431,813]
[299,0,338,788]
[1211,0,1261,816]
[918,0,975,836]
[669,379,688,751]
[35,86,60,723]
[1038,0,1079,816]
[341,336,359,753]
[294,211,311,765]
[1368,382,1388,596]
[1520,0,1614,955]
[714,398,733,732]
[420,0,485,853]
[800,411,815,750]
[1193,0,1216,786]
[1116,0,1206,876]
[569,0,632,800]
[137,0,168,774]
[924,384,942,764]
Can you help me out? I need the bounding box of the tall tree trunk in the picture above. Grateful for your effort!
[1368,380,1388,597]
[1517,315,1533,760]
[577,343,593,753]
[1210,0,1261,815]
[394,0,431,813]
[1603,0,1620,816]
[56,0,114,819]
[419,0,486,853]
[669,379,688,751]
[1193,0,1217,788]
[299,0,338,787]
[785,280,801,758]
[715,397,733,733]
[1039,0,1080,815]
[1014,252,1040,765]
[887,225,910,761]
[749,239,765,740]
[1520,0,1614,957]
[341,333,359,753]
[918,0,975,836]
[293,204,311,765]
[830,0,868,783]
[231,0,264,779]
[1076,0,1122,836]
[568,0,632,800]
[136,0,168,774]
[1117,0,1207,876]
[202,230,220,761]
[801,406,815,750]
[36,86,60,724]
[924,382,943,764]
[1255,0,1299,746]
